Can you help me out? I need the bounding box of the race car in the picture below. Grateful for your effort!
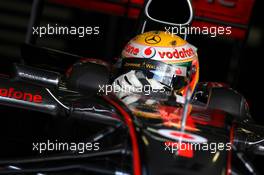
[0,50,263,175]
[0,0,262,175]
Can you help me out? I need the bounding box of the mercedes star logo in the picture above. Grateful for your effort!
[145,35,161,44]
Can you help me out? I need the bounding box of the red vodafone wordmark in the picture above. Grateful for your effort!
[0,87,42,103]
[158,48,194,59]
[124,43,140,56]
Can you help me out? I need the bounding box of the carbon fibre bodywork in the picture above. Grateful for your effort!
[0,69,261,175]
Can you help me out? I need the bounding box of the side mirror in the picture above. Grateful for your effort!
[66,61,110,94]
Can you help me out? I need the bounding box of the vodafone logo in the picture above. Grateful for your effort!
[123,43,140,56]
[158,47,195,60]
[158,129,207,143]
[142,47,156,58]
[0,87,42,103]
[122,42,195,61]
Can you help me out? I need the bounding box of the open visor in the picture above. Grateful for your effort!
[121,58,189,90]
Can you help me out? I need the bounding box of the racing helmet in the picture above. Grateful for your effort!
[113,31,199,100]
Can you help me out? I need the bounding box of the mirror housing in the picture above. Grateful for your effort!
[144,0,194,26]
[66,61,110,94]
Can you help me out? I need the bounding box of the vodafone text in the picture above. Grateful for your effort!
[123,42,195,60]
[0,87,42,103]
[124,44,139,56]
[158,48,194,59]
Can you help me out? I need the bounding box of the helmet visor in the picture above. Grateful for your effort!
[121,58,189,90]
